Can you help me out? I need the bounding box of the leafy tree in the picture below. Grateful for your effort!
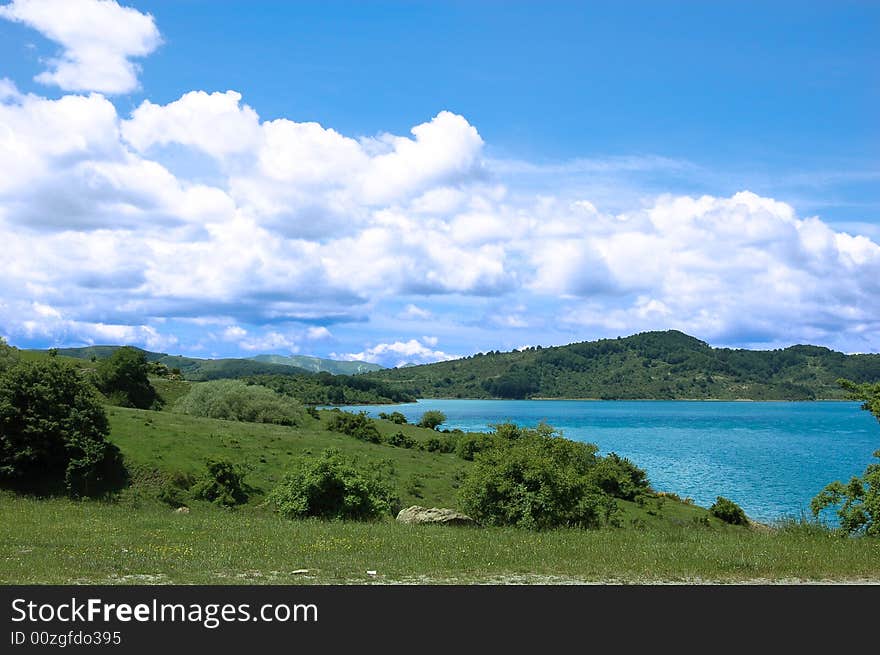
[0,359,126,496]
[175,380,307,426]
[0,338,19,372]
[810,379,880,536]
[326,410,382,443]
[589,452,651,500]
[458,423,608,529]
[838,378,880,421]
[418,410,447,430]
[386,431,417,448]
[96,347,159,409]
[266,449,398,520]
[709,496,748,525]
[378,411,408,424]
[191,459,250,507]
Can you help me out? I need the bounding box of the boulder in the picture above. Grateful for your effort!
[396,506,475,526]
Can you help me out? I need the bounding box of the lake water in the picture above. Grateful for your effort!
[338,399,880,523]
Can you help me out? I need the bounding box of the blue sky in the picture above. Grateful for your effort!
[0,0,878,364]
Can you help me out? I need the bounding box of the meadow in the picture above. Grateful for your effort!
[2,389,880,584]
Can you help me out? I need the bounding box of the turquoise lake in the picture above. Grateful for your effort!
[338,399,880,523]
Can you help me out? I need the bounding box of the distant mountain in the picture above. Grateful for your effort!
[365,330,880,400]
[44,346,306,380]
[250,354,382,374]
[37,346,381,381]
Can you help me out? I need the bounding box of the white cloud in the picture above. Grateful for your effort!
[306,326,332,340]
[399,304,433,320]
[1,79,879,356]
[0,0,161,94]
[237,331,299,353]
[222,325,247,340]
[337,338,458,367]
[123,90,261,158]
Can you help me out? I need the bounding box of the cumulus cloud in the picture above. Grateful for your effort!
[336,338,458,368]
[0,0,161,94]
[0,75,879,356]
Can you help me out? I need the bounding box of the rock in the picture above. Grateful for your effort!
[395,506,475,526]
[174,506,190,514]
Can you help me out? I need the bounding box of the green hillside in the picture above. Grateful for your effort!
[250,354,382,374]
[366,330,880,400]
[35,346,379,380]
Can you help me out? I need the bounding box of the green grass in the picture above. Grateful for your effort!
[2,493,879,584]
[3,403,877,584]
[107,406,469,509]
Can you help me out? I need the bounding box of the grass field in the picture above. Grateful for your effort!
[2,383,878,585]
[3,493,879,584]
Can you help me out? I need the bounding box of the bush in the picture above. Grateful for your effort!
[589,452,651,500]
[191,459,250,507]
[0,359,126,496]
[175,380,307,426]
[0,337,19,373]
[266,449,398,520]
[378,411,408,424]
[417,410,446,430]
[454,432,496,461]
[423,437,455,453]
[710,496,748,525]
[157,471,196,507]
[458,423,608,529]
[811,450,880,537]
[96,347,160,409]
[326,411,382,443]
[386,431,417,448]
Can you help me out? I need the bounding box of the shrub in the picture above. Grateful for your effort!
[386,431,417,449]
[266,449,399,520]
[455,432,496,461]
[423,437,455,453]
[191,459,250,507]
[589,452,651,500]
[0,337,19,373]
[175,380,307,426]
[710,496,748,525]
[0,359,126,496]
[326,411,382,443]
[378,411,408,424]
[417,410,447,430]
[96,347,160,409]
[458,423,608,529]
[157,471,196,507]
[811,450,880,537]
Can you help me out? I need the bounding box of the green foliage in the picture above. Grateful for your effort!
[378,411,408,424]
[174,380,307,426]
[423,436,455,453]
[589,452,651,501]
[248,373,415,405]
[418,410,447,430]
[157,471,196,508]
[386,431,417,449]
[366,330,880,400]
[810,380,880,536]
[265,449,398,520]
[326,410,382,443]
[710,496,748,525]
[454,432,496,461]
[96,347,160,409]
[0,337,19,373]
[191,459,250,507]
[838,378,880,421]
[811,451,880,537]
[0,359,126,496]
[457,423,608,529]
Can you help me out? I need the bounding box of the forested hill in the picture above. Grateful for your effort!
[364,331,880,400]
